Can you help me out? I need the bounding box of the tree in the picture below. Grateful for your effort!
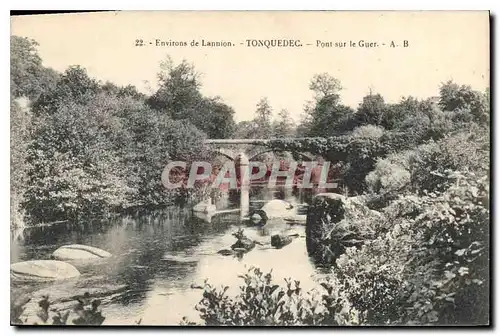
[25,95,133,222]
[295,101,315,137]
[343,125,387,194]
[192,98,236,138]
[309,73,342,99]
[25,92,207,223]
[118,85,147,101]
[147,57,236,138]
[254,97,273,138]
[299,74,352,136]
[233,120,258,139]
[273,109,295,138]
[101,82,146,101]
[101,81,121,96]
[147,57,203,119]
[33,65,101,115]
[11,98,32,229]
[308,94,354,136]
[10,36,59,100]
[438,80,489,124]
[355,92,388,126]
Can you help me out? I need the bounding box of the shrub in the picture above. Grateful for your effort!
[24,97,134,222]
[366,160,411,194]
[366,127,490,197]
[350,125,385,139]
[11,293,105,326]
[332,171,489,325]
[24,93,207,223]
[199,170,488,326]
[343,134,387,194]
[11,98,32,229]
[184,267,359,326]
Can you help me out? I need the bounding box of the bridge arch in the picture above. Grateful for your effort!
[204,139,321,162]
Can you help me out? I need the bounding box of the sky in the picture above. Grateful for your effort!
[11,11,490,123]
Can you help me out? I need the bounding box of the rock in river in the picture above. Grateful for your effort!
[249,199,297,225]
[11,260,81,283]
[52,244,112,261]
[193,198,217,215]
[230,229,256,252]
[270,234,297,249]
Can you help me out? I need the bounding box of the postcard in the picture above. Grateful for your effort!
[10,11,490,326]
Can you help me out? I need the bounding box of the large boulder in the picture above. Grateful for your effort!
[306,193,383,265]
[52,245,112,261]
[249,199,297,225]
[261,199,295,217]
[193,198,216,215]
[271,234,297,249]
[11,260,81,283]
[230,229,256,252]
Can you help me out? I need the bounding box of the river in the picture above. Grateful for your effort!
[10,189,325,325]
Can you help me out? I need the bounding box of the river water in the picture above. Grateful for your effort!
[10,189,325,325]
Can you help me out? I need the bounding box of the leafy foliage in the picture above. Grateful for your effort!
[11,98,32,229]
[439,80,489,124]
[366,127,490,196]
[184,267,357,326]
[10,36,59,100]
[334,171,489,325]
[355,93,388,127]
[273,109,296,138]
[11,37,218,225]
[147,57,236,138]
[32,66,101,115]
[12,293,106,326]
[191,166,489,326]
[186,75,489,326]
[307,95,355,136]
[10,39,490,327]
[306,194,381,265]
[252,97,274,139]
[309,73,342,99]
[24,93,206,223]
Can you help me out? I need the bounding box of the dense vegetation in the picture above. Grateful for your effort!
[186,74,490,325]
[11,35,490,326]
[12,293,106,325]
[11,36,236,228]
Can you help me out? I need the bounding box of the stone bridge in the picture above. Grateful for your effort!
[203,138,316,162]
[203,138,337,220]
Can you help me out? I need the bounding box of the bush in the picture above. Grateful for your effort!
[366,127,490,197]
[343,134,387,194]
[192,170,488,326]
[12,293,106,326]
[350,125,385,139]
[366,160,411,194]
[183,267,359,326]
[24,97,134,222]
[335,171,489,325]
[24,93,207,223]
[11,98,32,229]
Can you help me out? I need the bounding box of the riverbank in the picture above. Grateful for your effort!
[11,199,320,325]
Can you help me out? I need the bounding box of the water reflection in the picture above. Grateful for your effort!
[11,188,321,325]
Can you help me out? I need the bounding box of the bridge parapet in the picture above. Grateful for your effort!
[204,138,322,161]
[204,137,327,145]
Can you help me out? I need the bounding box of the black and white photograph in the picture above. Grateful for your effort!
[9,11,490,326]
